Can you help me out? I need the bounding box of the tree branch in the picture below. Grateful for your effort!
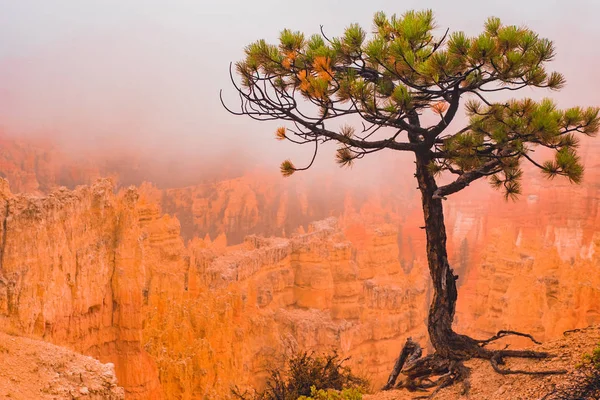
[432,160,501,199]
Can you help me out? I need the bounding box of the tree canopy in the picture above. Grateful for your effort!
[223,9,600,200]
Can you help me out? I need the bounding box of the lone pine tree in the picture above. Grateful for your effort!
[223,9,600,392]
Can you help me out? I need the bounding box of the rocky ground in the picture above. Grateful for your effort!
[364,325,600,400]
[0,331,124,400]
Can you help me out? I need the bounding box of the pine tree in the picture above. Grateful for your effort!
[222,10,600,391]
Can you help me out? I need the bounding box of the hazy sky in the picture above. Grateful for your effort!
[0,0,599,171]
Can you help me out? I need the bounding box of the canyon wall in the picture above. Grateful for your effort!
[0,179,431,398]
[139,170,416,244]
[449,157,600,341]
[0,136,599,398]
[1,174,599,398]
[0,179,164,398]
[143,219,431,398]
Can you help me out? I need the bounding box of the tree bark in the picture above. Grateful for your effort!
[383,337,422,390]
[414,150,479,359]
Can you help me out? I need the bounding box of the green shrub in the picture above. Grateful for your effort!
[297,386,362,400]
[582,342,600,370]
[232,351,367,400]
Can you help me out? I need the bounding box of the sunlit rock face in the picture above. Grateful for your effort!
[448,140,600,341]
[0,178,431,398]
[0,179,163,399]
[152,218,430,398]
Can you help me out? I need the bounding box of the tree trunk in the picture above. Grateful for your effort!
[414,150,478,359]
[382,152,560,389]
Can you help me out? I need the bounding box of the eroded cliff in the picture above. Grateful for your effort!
[0,179,164,398]
[0,140,599,398]
[0,179,431,398]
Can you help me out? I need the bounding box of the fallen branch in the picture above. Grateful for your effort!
[383,337,422,390]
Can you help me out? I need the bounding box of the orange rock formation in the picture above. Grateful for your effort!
[0,179,431,398]
[0,136,598,398]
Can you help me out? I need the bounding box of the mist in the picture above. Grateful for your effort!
[0,0,599,188]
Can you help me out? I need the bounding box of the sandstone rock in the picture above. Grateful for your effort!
[0,136,599,399]
[0,180,431,398]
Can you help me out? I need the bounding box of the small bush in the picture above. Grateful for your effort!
[232,351,367,400]
[297,386,362,400]
[582,342,600,370]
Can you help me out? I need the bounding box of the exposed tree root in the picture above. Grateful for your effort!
[490,351,566,375]
[383,339,469,396]
[477,330,542,346]
[383,330,566,398]
[563,328,582,336]
[412,360,471,399]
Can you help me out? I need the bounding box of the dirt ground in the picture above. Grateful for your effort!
[0,326,598,399]
[0,331,124,400]
[364,325,600,400]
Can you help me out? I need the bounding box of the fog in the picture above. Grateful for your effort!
[0,0,599,187]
